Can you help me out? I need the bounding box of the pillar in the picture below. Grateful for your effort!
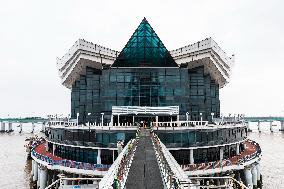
[31,122,35,133]
[39,166,47,189]
[257,121,261,133]
[97,149,101,164]
[220,147,224,161]
[118,115,120,126]
[52,144,56,155]
[155,116,158,127]
[8,122,13,132]
[33,161,38,182]
[244,167,253,189]
[133,115,135,125]
[37,166,41,187]
[256,163,261,188]
[0,122,5,132]
[45,141,49,152]
[236,143,240,155]
[19,123,23,133]
[251,165,257,189]
[41,123,45,132]
[270,121,273,132]
[280,121,284,131]
[111,114,114,126]
[190,149,194,164]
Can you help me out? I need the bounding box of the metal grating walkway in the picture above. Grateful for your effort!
[125,129,164,189]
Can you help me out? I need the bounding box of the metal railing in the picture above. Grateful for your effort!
[151,132,194,189]
[187,176,249,189]
[99,130,139,189]
[45,177,101,189]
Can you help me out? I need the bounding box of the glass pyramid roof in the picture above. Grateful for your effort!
[112,18,178,67]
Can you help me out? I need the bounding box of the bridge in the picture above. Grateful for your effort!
[0,117,47,123]
[245,116,284,122]
[244,117,284,132]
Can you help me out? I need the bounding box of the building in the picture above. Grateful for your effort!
[30,18,262,189]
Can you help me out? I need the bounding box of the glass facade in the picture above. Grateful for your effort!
[71,66,220,123]
[156,127,247,148]
[48,128,136,148]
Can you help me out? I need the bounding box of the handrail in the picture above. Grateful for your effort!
[151,132,194,189]
[45,177,101,189]
[188,176,249,189]
[99,130,139,189]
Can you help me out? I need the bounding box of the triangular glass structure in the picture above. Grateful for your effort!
[112,18,178,67]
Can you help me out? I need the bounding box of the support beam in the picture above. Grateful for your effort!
[39,166,47,189]
[220,147,224,161]
[270,121,273,133]
[236,143,240,155]
[251,165,257,189]
[33,161,38,182]
[0,122,5,132]
[244,167,253,189]
[280,121,284,131]
[190,149,194,164]
[97,149,101,164]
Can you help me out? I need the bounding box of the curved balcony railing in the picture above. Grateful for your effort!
[181,140,261,172]
[31,142,111,171]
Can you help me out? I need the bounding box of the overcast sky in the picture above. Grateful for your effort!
[0,0,283,118]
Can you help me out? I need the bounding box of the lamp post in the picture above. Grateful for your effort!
[76,113,79,126]
[87,113,91,126]
[211,112,214,122]
[67,114,70,126]
[101,113,104,126]
[186,112,189,126]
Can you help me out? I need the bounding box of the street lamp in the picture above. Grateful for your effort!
[211,112,214,122]
[101,113,104,126]
[186,112,189,126]
[87,113,91,126]
[76,113,79,126]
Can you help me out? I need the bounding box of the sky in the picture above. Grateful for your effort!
[0,0,283,118]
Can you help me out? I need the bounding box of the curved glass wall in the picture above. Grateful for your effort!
[156,127,247,148]
[48,128,136,148]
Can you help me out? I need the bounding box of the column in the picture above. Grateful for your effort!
[244,167,253,189]
[256,163,261,188]
[0,122,5,132]
[190,149,194,164]
[236,143,240,155]
[8,122,13,132]
[220,147,224,161]
[133,115,135,125]
[19,123,23,133]
[52,144,56,155]
[251,165,257,189]
[45,141,49,152]
[33,161,38,182]
[270,121,273,132]
[97,149,101,164]
[39,166,47,189]
[37,166,41,187]
[118,115,120,126]
[155,115,158,127]
[31,122,35,133]
[111,114,114,126]
[257,121,261,133]
[280,121,284,131]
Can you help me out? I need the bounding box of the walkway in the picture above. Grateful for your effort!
[125,129,164,189]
